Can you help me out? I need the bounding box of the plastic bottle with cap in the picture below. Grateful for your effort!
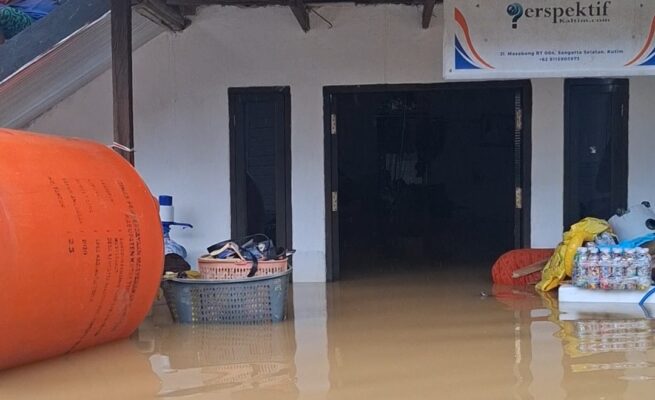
[587,247,601,289]
[159,195,193,259]
[573,247,588,288]
[636,248,653,290]
[611,248,626,290]
[598,247,611,290]
[624,248,637,290]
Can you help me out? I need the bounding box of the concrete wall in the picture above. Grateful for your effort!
[530,79,564,248]
[27,4,655,281]
[628,77,655,205]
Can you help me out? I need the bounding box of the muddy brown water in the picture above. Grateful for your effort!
[2,269,655,399]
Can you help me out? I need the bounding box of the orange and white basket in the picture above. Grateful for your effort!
[198,256,288,280]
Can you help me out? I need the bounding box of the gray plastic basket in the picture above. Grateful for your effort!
[161,268,291,324]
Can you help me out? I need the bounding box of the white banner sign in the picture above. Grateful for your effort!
[443,0,655,79]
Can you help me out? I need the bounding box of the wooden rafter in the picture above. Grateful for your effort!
[133,0,188,31]
[421,0,435,29]
[289,0,310,32]
[165,0,444,28]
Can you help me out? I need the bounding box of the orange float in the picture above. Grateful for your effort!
[491,248,554,286]
[0,129,163,370]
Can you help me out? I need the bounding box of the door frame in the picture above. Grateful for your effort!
[323,81,533,281]
[563,78,629,230]
[228,86,292,249]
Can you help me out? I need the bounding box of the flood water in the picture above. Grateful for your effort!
[2,269,655,399]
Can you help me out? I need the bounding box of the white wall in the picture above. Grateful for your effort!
[628,77,655,205]
[27,4,655,281]
[530,79,564,247]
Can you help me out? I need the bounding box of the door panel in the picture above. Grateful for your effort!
[324,82,532,281]
[564,79,628,230]
[229,88,291,249]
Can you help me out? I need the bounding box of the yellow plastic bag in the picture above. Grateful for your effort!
[536,217,612,291]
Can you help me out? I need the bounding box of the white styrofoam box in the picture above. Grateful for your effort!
[559,283,655,304]
[559,301,655,320]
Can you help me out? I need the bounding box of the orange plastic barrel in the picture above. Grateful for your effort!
[0,129,163,370]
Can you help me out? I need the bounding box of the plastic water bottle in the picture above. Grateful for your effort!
[645,254,653,289]
[573,247,588,288]
[636,248,653,291]
[611,248,626,290]
[595,232,617,247]
[586,247,600,289]
[598,247,612,290]
[624,248,637,290]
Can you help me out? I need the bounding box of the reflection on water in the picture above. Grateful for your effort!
[564,319,652,356]
[499,285,655,400]
[144,315,298,398]
[2,273,655,399]
[0,339,160,399]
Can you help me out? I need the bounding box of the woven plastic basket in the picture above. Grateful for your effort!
[198,256,288,280]
[161,269,291,324]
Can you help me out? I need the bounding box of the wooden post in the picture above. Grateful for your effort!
[111,0,135,165]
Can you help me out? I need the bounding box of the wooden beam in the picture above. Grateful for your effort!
[167,0,429,6]
[168,0,285,4]
[180,6,197,15]
[511,259,549,279]
[289,0,309,32]
[133,0,188,31]
[421,0,435,29]
[111,0,135,165]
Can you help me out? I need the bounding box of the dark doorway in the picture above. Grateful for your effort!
[229,87,292,249]
[564,79,629,230]
[325,82,532,281]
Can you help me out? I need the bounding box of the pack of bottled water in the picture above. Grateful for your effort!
[572,244,653,290]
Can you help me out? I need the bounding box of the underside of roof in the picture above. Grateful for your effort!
[166,0,442,31]
[0,0,440,129]
[0,6,163,128]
